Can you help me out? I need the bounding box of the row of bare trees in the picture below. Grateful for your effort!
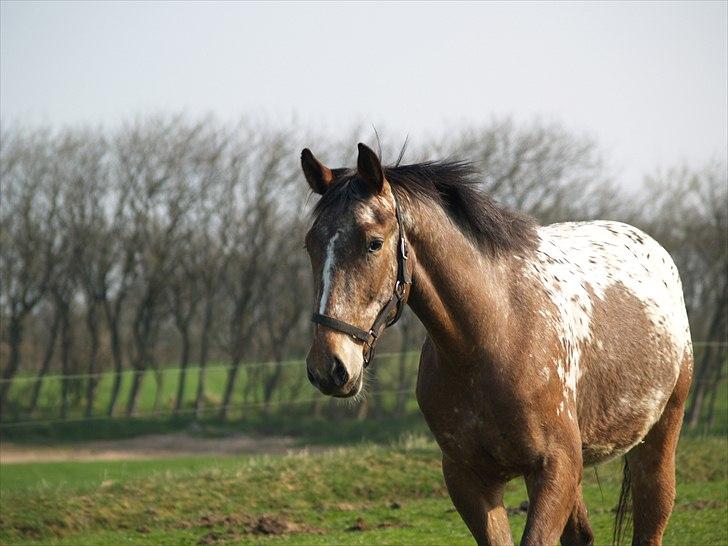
[1,116,725,429]
[0,117,312,420]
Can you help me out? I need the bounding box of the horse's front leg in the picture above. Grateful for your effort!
[522,439,583,546]
[560,484,594,546]
[442,456,514,546]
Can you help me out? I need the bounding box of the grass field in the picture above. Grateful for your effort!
[2,352,726,545]
[2,352,423,424]
[1,432,726,546]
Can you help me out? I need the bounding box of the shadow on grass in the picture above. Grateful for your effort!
[1,402,724,448]
[0,411,432,448]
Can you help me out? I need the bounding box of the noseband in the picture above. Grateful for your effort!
[311,192,412,367]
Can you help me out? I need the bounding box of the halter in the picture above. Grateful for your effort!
[311,192,412,367]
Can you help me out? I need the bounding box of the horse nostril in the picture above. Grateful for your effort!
[307,367,318,387]
[332,357,349,388]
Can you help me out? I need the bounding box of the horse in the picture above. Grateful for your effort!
[301,143,693,546]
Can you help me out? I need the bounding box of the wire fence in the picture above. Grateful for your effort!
[0,350,424,429]
[1,342,725,430]
[0,388,412,429]
[2,343,724,385]
[0,350,421,384]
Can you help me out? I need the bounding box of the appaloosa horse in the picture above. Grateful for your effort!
[301,143,693,546]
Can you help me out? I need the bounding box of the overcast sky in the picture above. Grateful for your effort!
[1,1,726,187]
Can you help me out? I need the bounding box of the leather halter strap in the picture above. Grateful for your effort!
[311,192,412,367]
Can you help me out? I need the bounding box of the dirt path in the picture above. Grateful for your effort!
[0,432,321,463]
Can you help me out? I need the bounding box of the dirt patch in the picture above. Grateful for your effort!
[0,432,325,463]
[194,514,316,544]
[253,515,300,535]
[347,517,368,532]
[197,531,227,545]
[346,517,409,533]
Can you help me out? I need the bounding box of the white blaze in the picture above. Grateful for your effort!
[318,231,341,314]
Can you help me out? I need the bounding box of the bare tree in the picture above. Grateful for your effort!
[0,129,59,418]
[218,129,295,419]
[115,117,202,416]
[168,239,203,415]
[192,212,230,418]
[2,117,722,430]
[54,129,110,416]
[446,118,618,223]
[259,214,310,412]
[633,163,728,430]
[26,303,61,416]
[51,271,77,419]
[166,127,231,416]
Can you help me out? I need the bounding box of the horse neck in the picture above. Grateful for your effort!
[403,199,516,362]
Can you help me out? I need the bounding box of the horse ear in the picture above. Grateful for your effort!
[357,143,385,194]
[301,148,335,195]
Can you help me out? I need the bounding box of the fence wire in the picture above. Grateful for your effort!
[0,388,412,429]
[2,343,724,385]
[1,342,724,430]
[0,350,422,384]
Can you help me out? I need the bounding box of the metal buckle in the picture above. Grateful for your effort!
[400,237,408,259]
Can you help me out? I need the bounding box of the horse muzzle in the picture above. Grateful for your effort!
[306,349,363,398]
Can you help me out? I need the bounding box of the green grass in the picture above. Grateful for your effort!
[1,436,726,546]
[4,360,308,419]
[2,352,423,424]
[1,351,726,544]
[3,352,725,450]
[0,410,432,448]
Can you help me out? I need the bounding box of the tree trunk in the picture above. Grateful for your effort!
[84,303,100,418]
[263,362,284,414]
[28,310,61,417]
[152,367,164,415]
[125,368,145,417]
[243,366,257,404]
[174,329,191,415]
[687,327,723,429]
[194,298,214,419]
[219,360,241,420]
[687,276,728,429]
[105,304,124,416]
[126,297,155,417]
[0,317,24,420]
[704,349,726,433]
[59,307,73,420]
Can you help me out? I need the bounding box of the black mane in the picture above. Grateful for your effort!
[312,160,537,255]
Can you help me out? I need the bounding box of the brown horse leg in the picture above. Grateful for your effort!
[560,484,594,546]
[625,364,691,546]
[442,456,513,546]
[521,444,582,546]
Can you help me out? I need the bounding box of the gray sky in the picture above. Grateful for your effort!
[1,1,726,187]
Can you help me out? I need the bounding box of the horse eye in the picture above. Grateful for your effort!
[368,239,383,252]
